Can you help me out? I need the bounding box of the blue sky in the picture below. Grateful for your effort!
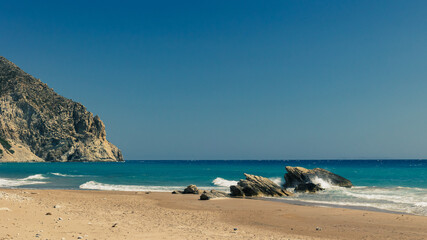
[1,0,427,159]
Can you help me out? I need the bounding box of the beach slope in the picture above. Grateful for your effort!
[0,189,426,240]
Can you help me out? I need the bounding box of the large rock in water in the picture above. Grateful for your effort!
[284,166,353,188]
[230,173,293,197]
[0,56,123,162]
[294,183,324,193]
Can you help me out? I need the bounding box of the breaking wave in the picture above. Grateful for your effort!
[51,173,85,177]
[79,181,186,192]
[0,174,48,187]
[269,177,283,186]
[309,176,334,189]
[288,185,427,216]
[22,174,48,180]
[212,177,237,187]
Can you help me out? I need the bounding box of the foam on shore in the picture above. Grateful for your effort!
[0,174,48,187]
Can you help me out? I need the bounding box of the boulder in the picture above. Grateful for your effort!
[284,166,353,188]
[183,185,199,194]
[294,183,324,193]
[230,185,245,197]
[200,190,229,200]
[230,173,293,197]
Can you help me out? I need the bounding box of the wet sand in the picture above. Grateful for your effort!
[0,189,426,240]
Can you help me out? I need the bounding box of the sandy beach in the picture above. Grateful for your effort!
[0,189,425,240]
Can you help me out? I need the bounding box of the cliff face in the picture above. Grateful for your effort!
[0,56,123,162]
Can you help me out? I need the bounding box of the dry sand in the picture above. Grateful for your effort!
[0,189,426,240]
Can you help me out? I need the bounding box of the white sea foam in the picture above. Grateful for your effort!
[79,181,186,192]
[51,173,85,177]
[289,185,427,216]
[0,174,48,187]
[308,176,334,189]
[269,177,283,186]
[22,174,48,180]
[212,177,238,187]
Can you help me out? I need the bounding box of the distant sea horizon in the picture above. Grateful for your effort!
[1,160,426,216]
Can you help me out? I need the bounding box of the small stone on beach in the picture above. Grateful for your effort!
[316,227,322,231]
[46,212,52,215]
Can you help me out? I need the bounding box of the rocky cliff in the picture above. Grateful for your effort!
[0,56,123,162]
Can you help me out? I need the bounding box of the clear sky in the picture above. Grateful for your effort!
[1,1,427,160]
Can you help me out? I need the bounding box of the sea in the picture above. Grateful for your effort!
[0,160,426,216]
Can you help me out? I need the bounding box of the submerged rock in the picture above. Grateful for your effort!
[0,56,123,162]
[183,185,199,194]
[294,183,324,193]
[284,166,353,188]
[230,173,293,197]
[200,190,229,200]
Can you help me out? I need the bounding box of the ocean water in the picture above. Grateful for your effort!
[0,160,426,216]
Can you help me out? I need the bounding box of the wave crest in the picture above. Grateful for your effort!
[269,177,283,186]
[309,176,334,189]
[51,173,85,177]
[0,174,48,187]
[212,177,238,187]
[22,174,47,180]
[79,181,185,192]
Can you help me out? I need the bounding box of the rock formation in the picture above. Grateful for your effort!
[200,190,229,200]
[284,166,353,188]
[183,185,199,194]
[294,183,324,193]
[0,56,123,162]
[230,173,293,197]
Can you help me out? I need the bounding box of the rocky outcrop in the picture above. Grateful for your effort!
[200,190,229,200]
[230,173,293,197]
[0,56,123,162]
[294,183,324,193]
[183,185,199,194]
[284,166,353,188]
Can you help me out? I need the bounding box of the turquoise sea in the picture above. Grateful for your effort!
[0,160,426,216]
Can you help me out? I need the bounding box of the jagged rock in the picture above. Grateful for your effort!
[230,185,245,197]
[200,190,229,200]
[294,183,324,193]
[284,166,353,188]
[0,56,123,162]
[230,173,293,197]
[183,185,199,194]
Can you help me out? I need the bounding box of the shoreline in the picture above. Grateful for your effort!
[259,197,412,216]
[1,188,426,239]
[1,186,424,217]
